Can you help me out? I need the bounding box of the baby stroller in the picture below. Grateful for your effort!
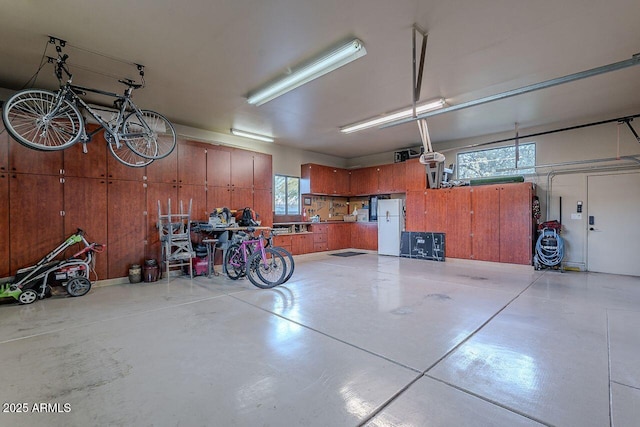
[0,229,105,305]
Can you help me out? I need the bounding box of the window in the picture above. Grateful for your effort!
[457,143,535,179]
[274,175,300,215]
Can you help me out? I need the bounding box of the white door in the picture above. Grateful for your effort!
[587,172,640,276]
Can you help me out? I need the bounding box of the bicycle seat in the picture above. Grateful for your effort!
[118,79,143,89]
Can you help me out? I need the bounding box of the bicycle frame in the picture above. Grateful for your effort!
[48,51,154,151]
[227,233,269,272]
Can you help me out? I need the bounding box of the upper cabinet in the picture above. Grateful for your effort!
[349,166,377,196]
[178,140,206,185]
[405,158,426,191]
[377,162,406,193]
[253,152,273,190]
[230,149,254,188]
[207,146,231,187]
[301,163,350,196]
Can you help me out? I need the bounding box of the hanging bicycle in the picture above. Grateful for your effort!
[1,38,176,168]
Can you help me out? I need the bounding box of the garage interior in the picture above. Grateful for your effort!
[1,1,639,426]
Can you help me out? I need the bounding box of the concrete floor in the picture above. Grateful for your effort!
[1,252,639,426]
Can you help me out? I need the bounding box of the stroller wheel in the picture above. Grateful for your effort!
[18,289,38,305]
[66,277,92,297]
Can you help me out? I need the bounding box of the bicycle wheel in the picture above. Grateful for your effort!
[122,110,176,160]
[105,130,154,168]
[2,89,83,151]
[247,248,286,289]
[223,243,245,280]
[273,246,295,284]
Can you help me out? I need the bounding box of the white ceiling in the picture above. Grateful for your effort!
[1,0,639,159]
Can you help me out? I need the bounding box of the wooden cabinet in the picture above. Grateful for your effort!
[178,141,206,185]
[253,152,272,190]
[0,123,8,277]
[423,189,448,232]
[328,223,352,250]
[63,177,108,280]
[405,190,426,231]
[230,187,253,211]
[107,180,146,278]
[9,139,63,176]
[310,223,328,252]
[291,233,314,255]
[146,152,178,184]
[470,183,533,264]
[406,183,533,264]
[351,223,378,250]
[301,163,350,195]
[497,183,533,264]
[253,188,273,227]
[470,185,501,262]
[207,186,231,210]
[350,167,377,196]
[207,146,231,187]
[178,184,207,221]
[273,234,292,253]
[63,132,108,179]
[405,158,426,191]
[377,163,406,193]
[0,120,7,173]
[0,172,9,277]
[445,187,471,259]
[231,149,254,189]
[9,174,64,274]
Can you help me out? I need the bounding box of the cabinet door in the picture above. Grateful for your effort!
[292,234,313,254]
[0,119,8,173]
[405,190,426,231]
[207,146,231,187]
[178,184,208,221]
[499,183,533,265]
[230,187,253,211]
[446,188,471,259]
[377,164,393,193]
[10,174,64,274]
[0,173,8,277]
[352,224,378,250]
[207,186,231,210]
[423,190,447,233]
[147,182,179,263]
[63,177,108,280]
[350,167,377,196]
[231,149,254,188]
[310,165,331,194]
[63,126,108,179]
[333,168,350,195]
[106,152,146,182]
[470,185,500,262]
[9,139,63,176]
[328,224,351,250]
[253,153,272,190]
[107,180,146,278]
[253,188,273,227]
[178,141,206,185]
[146,152,178,184]
[405,159,426,191]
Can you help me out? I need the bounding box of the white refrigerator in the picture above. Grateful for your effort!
[377,199,404,256]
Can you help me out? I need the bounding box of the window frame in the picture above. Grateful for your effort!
[274,174,301,215]
[456,142,536,179]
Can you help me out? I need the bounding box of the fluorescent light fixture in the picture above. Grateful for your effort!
[340,98,446,133]
[230,128,274,143]
[247,39,367,106]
